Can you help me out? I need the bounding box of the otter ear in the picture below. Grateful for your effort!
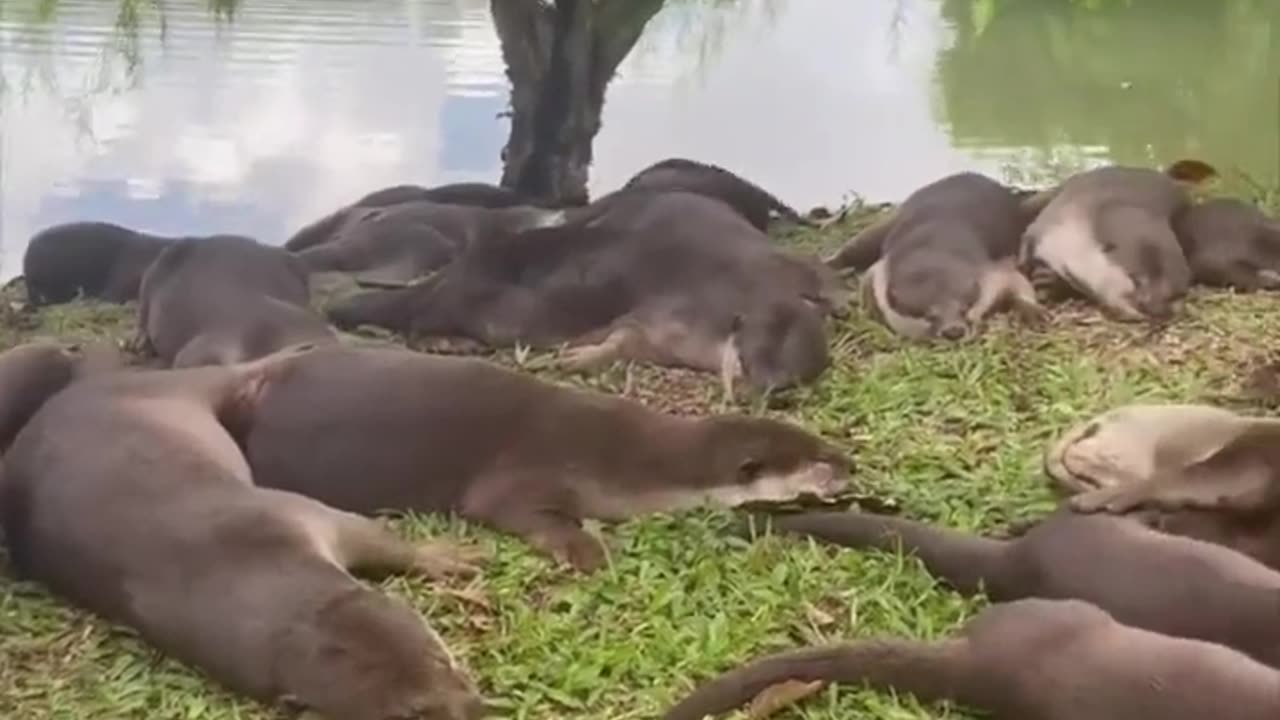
[738,458,765,483]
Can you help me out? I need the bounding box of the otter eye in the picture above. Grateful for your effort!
[738,459,765,483]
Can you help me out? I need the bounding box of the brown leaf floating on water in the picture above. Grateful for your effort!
[746,679,827,719]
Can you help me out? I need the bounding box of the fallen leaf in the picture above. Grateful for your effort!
[746,679,826,719]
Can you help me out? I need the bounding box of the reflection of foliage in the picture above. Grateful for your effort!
[626,0,785,86]
[935,0,1280,189]
[0,0,241,145]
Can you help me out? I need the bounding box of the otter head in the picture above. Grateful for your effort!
[1094,210,1190,321]
[873,253,980,341]
[285,591,488,720]
[690,415,853,507]
[732,299,831,394]
[1115,233,1189,320]
[0,340,95,452]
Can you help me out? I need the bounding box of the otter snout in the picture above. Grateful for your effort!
[936,322,968,341]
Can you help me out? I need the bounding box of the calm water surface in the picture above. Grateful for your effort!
[0,0,1276,279]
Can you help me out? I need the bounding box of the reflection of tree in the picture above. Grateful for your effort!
[491,0,665,205]
[936,0,1280,187]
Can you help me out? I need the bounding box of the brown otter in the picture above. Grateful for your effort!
[285,193,563,275]
[826,172,1044,340]
[243,345,854,572]
[1173,197,1280,291]
[0,344,489,720]
[21,221,175,305]
[291,199,567,287]
[739,508,1280,669]
[661,597,1280,720]
[1018,162,1216,321]
[135,234,339,368]
[325,192,845,396]
[1054,407,1280,517]
[0,342,88,451]
[1044,403,1261,496]
[620,157,812,231]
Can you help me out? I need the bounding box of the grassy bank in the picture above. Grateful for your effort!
[2,206,1279,720]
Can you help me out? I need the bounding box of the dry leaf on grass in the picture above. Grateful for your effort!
[746,679,827,719]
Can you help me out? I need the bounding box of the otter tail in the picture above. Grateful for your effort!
[753,511,1007,597]
[662,638,968,720]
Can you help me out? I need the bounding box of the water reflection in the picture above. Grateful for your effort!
[936,0,1280,189]
[0,0,1277,279]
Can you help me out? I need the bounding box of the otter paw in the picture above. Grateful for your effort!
[410,541,489,579]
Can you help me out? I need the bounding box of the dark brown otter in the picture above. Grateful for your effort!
[283,182,561,256]
[293,200,564,287]
[21,221,175,305]
[1173,197,1280,291]
[619,157,812,231]
[326,191,845,395]
[740,507,1280,669]
[135,234,338,368]
[0,345,489,720]
[662,597,1280,720]
[243,345,854,572]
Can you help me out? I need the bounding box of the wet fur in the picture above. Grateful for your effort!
[244,345,854,572]
[662,597,1280,720]
[744,508,1280,669]
[136,235,338,368]
[0,345,488,720]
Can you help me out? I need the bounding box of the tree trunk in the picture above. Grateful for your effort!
[491,0,666,205]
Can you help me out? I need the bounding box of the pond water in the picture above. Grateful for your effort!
[0,0,1276,280]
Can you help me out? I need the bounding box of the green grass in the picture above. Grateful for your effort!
[2,207,1280,720]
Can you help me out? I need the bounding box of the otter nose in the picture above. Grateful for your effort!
[938,323,967,341]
